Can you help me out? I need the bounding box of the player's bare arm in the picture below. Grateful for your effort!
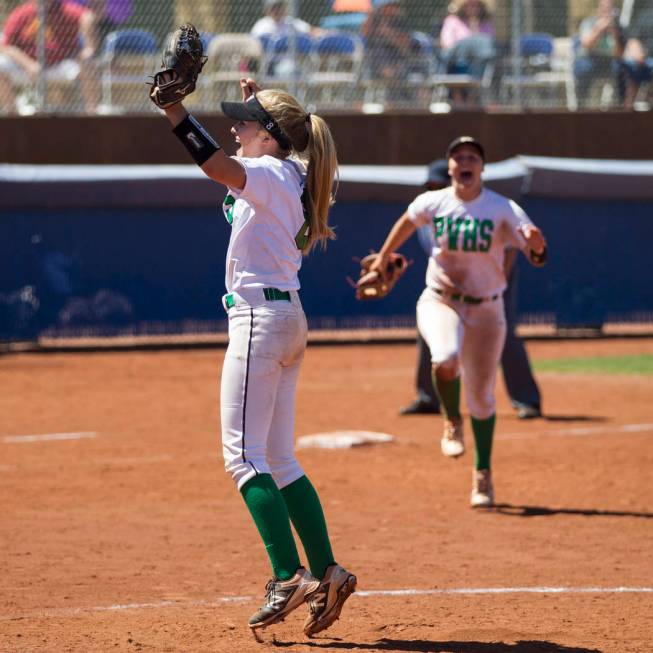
[519,223,547,266]
[79,8,99,61]
[519,223,546,254]
[1,44,40,78]
[370,212,417,277]
[240,77,261,100]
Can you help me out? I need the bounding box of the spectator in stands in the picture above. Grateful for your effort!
[439,0,494,57]
[251,0,322,78]
[576,0,651,109]
[632,6,653,48]
[251,0,321,39]
[629,8,653,106]
[76,0,134,42]
[319,0,370,32]
[361,0,412,84]
[0,0,98,114]
[621,35,652,110]
[438,0,495,107]
[334,0,371,10]
[620,21,653,109]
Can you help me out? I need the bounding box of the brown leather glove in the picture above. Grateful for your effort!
[354,252,409,300]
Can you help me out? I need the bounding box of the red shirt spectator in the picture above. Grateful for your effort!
[2,0,88,67]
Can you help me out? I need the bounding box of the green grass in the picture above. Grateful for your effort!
[533,354,653,375]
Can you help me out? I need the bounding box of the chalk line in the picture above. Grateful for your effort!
[1,431,97,444]
[498,422,653,441]
[2,586,652,621]
[356,586,653,597]
[96,454,174,466]
[2,422,651,449]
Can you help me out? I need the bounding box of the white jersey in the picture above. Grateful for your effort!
[407,186,534,297]
[250,16,312,38]
[222,155,307,294]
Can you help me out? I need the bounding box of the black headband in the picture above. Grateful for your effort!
[220,94,292,151]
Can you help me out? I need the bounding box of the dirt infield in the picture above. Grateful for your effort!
[1,338,652,652]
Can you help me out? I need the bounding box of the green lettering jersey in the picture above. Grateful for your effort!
[406,187,536,297]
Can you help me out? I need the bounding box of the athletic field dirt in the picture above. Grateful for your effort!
[1,338,652,652]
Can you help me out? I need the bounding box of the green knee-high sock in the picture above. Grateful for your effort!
[240,474,301,581]
[281,476,335,580]
[471,414,496,471]
[433,373,461,421]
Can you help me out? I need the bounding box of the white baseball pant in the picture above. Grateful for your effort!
[416,287,507,419]
[221,290,307,491]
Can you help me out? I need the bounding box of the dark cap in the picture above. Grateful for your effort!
[221,94,291,150]
[425,158,450,188]
[445,135,485,161]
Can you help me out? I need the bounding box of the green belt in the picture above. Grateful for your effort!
[224,288,291,310]
[435,288,499,305]
[263,288,291,301]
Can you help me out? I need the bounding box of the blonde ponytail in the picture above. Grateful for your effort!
[302,114,338,253]
[256,89,338,254]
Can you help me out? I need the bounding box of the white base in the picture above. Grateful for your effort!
[297,430,395,449]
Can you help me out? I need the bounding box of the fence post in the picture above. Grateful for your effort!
[511,0,523,109]
[36,0,46,112]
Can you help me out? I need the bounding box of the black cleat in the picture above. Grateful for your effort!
[399,399,441,415]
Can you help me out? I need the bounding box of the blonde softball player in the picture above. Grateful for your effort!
[159,78,356,637]
[368,136,547,507]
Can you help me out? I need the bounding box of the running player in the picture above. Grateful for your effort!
[366,136,547,507]
[400,159,542,419]
[158,77,356,637]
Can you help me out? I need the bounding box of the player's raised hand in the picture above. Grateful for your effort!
[240,77,261,101]
[367,252,389,280]
[520,223,546,254]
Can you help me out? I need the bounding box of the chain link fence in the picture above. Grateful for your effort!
[0,0,651,115]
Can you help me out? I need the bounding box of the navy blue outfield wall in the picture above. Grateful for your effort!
[1,159,652,340]
[1,198,652,340]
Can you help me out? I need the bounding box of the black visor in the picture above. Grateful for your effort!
[221,95,292,151]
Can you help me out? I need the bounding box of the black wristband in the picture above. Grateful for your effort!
[530,246,547,265]
[172,114,220,166]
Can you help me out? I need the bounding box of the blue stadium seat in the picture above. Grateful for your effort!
[308,32,364,106]
[410,31,436,78]
[264,33,315,83]
[520,33,554,59]
[102,29,158,57]
[268,32,315,57]
[315,32,361,56]
[501,33,577,110]
[99,29,158,114]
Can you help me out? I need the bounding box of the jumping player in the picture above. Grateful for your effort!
[366,136,547,507]
[158,77,356,636]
